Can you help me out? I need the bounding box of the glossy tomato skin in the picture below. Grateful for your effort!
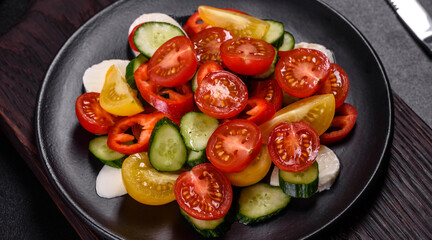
[195,70,248,119]
[220,37,275,75]
[135,62,194,119]
[183,11,210,38]
[250,78,283,111]
[206,119,262,173]
[192,27,233,65]
[315,63,349,108]
[320,103,357,144]
[275,48,330,98]
[148,36,197,87]
[128,23,144,52]
[174,163,233,220]
[268,121,320,172]
[75,92,119,134]
[196,61,224,87]
[238,97,276,125]
[107,112,169,155]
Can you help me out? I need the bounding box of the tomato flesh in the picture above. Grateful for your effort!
[135,62,194,119]
[75,92,119,135]
[174,163,233,220]
[320,103,357,144]
[268,121,320,172]
[192,27,233,65]
[275,48,330,98]
[316,63,350,108]
[220,37,275,75]
[196,61,224,87]
[195,70,248,119]
[148,36,197,87]
[250,78,283,111]
[107,112,169,155]
[238,97,276,125]
[206,119,262,173]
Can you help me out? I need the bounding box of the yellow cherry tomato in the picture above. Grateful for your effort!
[198,6,270,39]
[100,65,144,116]
[121,152,180,205]
[259,94,335,144]
[225,145,272,187]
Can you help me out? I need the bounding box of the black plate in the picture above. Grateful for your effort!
[36,0,393,239]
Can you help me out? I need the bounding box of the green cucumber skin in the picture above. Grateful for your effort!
[237,183,290,225]
[148,117,187,172]
[89,136,125,163]
[278,31,295,51]
[186,150,209,168]
[263,19,285,48]
[99,158,125,169]
[125,54,148,90]
[180,208,235,238]
[278,162,319,198]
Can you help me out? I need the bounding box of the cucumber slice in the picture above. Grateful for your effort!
[148,117,187,171]
[278,31,295,51]
[89,136,126,168]
[251,47,278,79]
[125,54,148,90]
[180,208,235,238]
[237,183,290,225]
[279,161,319,198]
[262,20,284,48]
[186,150,208,168]
[180,112,219,151]
[133,22,184,58]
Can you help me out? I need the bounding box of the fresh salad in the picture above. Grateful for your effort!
[75,6,358,238]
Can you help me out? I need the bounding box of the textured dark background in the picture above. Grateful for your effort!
[0,0,431,239]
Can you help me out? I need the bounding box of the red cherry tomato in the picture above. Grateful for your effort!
[250,78,284,111]
[315,63,350,108]
[174,163,233,220]
[192,27,233,65]
[147,36,197,87]
[238,97,276,125]
[206,119,262,173]
[320,103,357,144]
[196,61,224,87]
[75,92,120,135]
[107,112,169,155]
[128,23,145,52]
[135,62,194,119]
[194,70,248,119]
[268,121,320,172]
[220,37,275,75]
[275,48,330,98]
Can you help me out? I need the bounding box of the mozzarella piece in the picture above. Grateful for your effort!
[82,59,129,93]
[316,145,340,192]
[268,145,340,192]
[294,42,335,63]
[96,165,127,198]
[128,13,185,56]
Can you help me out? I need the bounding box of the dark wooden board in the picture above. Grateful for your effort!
[0,0,431,239]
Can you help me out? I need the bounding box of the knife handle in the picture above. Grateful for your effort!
[422,36,432,57]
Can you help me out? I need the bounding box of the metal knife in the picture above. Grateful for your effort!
[386,0,432,56]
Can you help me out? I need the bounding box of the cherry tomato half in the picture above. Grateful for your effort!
[75,92,119,135]
[196,61,224,87]
[238,97,276,125]
[206,119,262,173]
[195,70,248,119]
[174,163,233,220]
[192,27,233,65]
[315,63,350,108]
[268,121,320,172]
[320,103,357,144]
[250,78,283,111]
[107,112,169,155]
[135,62,194,119]
[275,48,330,98]
[220,37,275,75]
[147,36,197,87]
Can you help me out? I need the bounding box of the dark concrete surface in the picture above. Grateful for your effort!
[0,0,431,239]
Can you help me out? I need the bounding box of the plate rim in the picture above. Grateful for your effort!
[35,0,394,239]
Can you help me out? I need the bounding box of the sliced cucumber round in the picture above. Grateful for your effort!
[89,136,126,169]
[125,54,148,90]
[180,112,219,151]
[186,150,208,168]
[133,22,184,58]
[180,208,235,238]
[278,31,295,51]
[279,161,319,198]
[262,19,284,48]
